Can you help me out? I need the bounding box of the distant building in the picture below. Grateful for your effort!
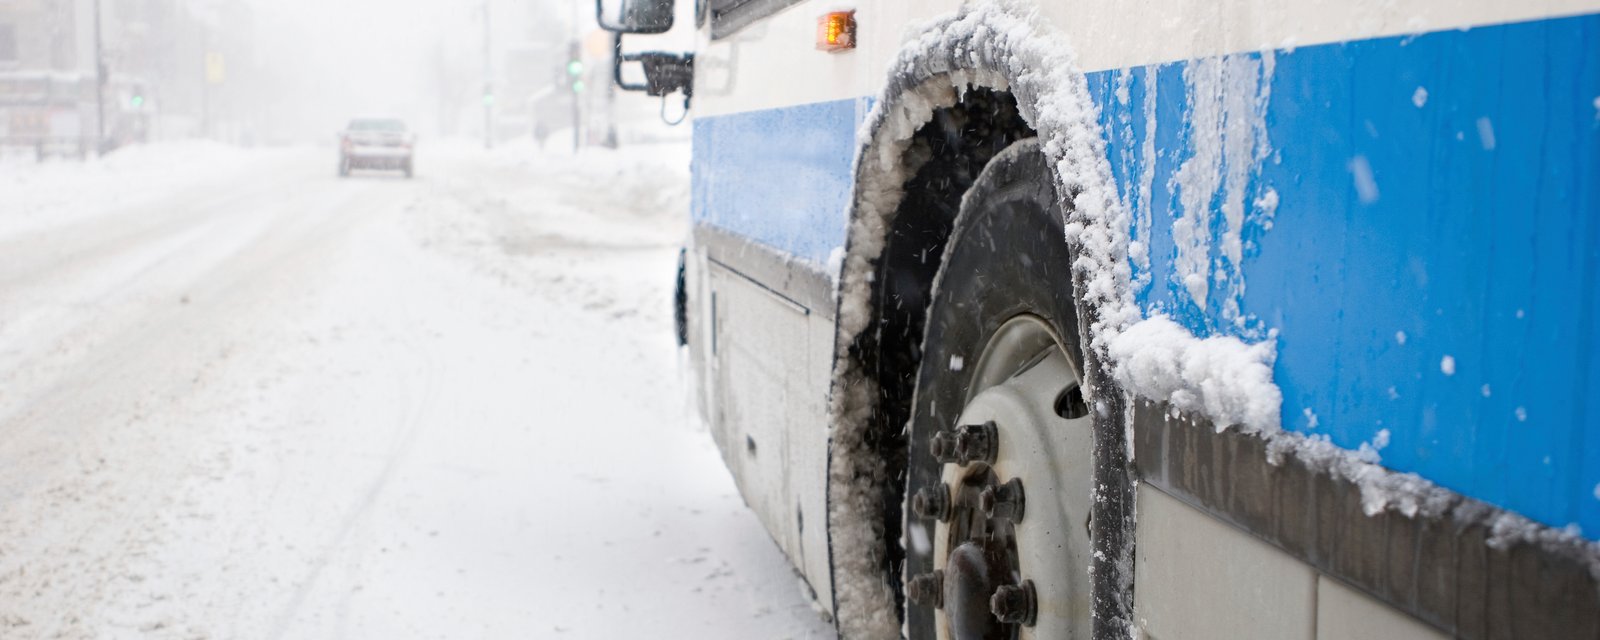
[0,0,97,157]
[0,0,226,158]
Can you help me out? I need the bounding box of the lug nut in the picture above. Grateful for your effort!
[978,478,1025,522]
[911,483,953,522]
[906,570,944,608]
[952,421,998,465]
[929,430,960,464]
[990,580,1037,626]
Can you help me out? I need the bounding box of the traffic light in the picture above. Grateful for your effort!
[129,93,144,108]
[482,92,495,106]
[567,57,584,93]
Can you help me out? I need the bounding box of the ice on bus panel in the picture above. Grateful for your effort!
[603,0,1600,638]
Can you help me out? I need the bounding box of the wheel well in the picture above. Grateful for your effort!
[852,86,1036,612]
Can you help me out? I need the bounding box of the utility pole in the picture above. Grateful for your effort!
[569,40,581,153]
[93,0,107,155]
[200,25,210,139]
[603,50,617,149]
[570,0,581,153]
[481,1,491,148]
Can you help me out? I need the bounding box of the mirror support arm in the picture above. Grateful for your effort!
[612,33,648,92]
[611,33,694,100]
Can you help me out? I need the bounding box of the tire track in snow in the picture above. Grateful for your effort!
[0,173,375,464]
[267,340,439,639]
[0,160,418,636]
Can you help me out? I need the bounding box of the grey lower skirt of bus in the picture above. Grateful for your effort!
[1133,400,1600,639]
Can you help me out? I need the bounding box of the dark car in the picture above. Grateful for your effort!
[338,117,414,178]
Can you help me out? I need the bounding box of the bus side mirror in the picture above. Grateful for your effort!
[597,1,692,124]
[596,0,674,34]
[612,33,693,98]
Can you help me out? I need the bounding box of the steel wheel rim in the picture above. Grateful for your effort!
[926,314,1095,640]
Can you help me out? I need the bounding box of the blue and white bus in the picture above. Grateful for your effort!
[601,1,1600,637]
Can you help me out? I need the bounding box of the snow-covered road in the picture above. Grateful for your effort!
[0,142,834,639]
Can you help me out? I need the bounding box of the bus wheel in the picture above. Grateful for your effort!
[901,138,1095,639]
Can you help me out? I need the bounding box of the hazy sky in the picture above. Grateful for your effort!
[166,0,693,142]
[231,0,580,138]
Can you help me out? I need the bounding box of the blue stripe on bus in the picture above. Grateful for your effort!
[691,98,872,266]
[692,13,1600,536]
[1088,12,1600,536]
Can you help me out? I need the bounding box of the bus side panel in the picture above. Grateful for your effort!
[688,98,867,610]
[1087,14,1600,535]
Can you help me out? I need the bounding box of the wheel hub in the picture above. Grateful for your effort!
[943,541,1008,640]
[907,315,1096,639]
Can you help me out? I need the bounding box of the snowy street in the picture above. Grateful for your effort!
[0,142,833,639]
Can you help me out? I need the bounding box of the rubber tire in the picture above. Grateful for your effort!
[902,138,1097,638]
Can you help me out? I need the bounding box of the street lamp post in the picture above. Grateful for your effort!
[482,0,493,150]
[93,0,107,155]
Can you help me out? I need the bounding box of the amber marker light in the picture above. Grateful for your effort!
[817,10,856,52]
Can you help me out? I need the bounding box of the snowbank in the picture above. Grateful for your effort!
[0,141,272,240]
[421,138,691,248]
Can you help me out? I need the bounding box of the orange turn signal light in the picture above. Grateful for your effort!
[817,11,856,52]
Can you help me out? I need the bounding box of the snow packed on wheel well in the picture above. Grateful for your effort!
[822,3,1109,636]
[827,82,1037,637]
[821,1,1166,635]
